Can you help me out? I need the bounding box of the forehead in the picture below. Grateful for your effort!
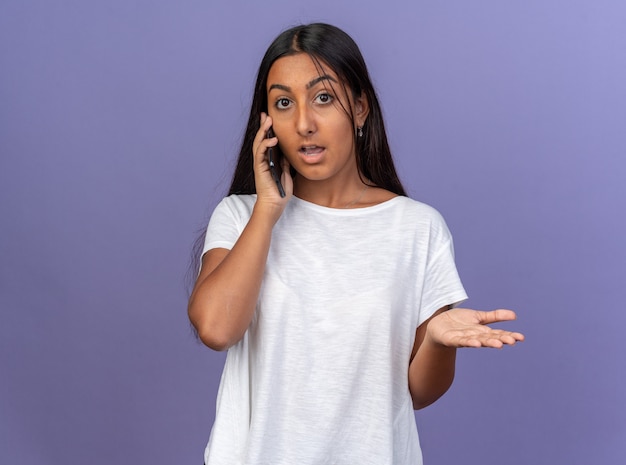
[267,53,339,88]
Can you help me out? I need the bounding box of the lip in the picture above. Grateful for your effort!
[298,145,325,164]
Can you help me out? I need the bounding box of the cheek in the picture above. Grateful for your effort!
[333,122,356,150]
[272,124,298,149]
[275,133,299,162]
[273,130,291,150]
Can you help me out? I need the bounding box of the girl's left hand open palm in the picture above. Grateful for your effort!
[427,308,525,349]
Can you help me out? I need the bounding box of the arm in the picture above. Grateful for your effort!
[408,307,524,410]
[188,114,292,351]
[188,208,276,350]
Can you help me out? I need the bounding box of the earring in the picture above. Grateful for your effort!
[357,126,363,138]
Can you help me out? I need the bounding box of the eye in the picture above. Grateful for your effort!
[315,92,334,105]
[275,98,291,110]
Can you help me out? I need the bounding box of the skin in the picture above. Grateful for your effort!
[266,54,371,206]
[188,53,525,410]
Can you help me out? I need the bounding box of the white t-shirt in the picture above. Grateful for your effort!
[202,194,467,465]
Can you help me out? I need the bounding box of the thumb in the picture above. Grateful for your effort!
[477,309,517,325]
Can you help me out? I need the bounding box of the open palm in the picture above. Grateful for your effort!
[427,308,525,348]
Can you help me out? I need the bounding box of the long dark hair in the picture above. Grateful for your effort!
[229,23,406,196]
[188,23,406,295]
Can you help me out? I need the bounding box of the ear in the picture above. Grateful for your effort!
[354,92,370,127]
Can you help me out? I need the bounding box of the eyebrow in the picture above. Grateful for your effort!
[268,74,338,93]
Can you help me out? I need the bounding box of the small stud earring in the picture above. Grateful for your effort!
[357,126,363,138]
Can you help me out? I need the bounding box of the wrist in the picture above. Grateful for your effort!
[423,325,456,352]
[251,200,284,227]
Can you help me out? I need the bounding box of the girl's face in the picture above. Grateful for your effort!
[266,53,368,186]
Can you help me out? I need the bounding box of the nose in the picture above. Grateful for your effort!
[295,103,316,136]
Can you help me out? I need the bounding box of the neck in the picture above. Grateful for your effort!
[293,175,370,209]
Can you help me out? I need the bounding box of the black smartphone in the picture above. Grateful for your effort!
[266,128,286,197]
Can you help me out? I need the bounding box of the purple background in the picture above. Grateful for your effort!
[1,1,625,464]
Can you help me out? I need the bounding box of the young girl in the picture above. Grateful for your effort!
[189,23,524,465]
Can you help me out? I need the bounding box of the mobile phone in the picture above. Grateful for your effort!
[267,128,286,197]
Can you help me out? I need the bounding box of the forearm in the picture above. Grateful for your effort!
[408,306,524,408]
[188,205,278,350]
[408,336,457,410]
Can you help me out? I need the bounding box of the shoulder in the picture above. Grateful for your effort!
[364,189,444,221]
[388,195,446,221]
[213,194,257,217]
[207,194,257,232]
[389,197,455,245]
[219,193,257,209]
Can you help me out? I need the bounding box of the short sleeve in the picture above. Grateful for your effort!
[418,218,468,325]
[202,195,255,255]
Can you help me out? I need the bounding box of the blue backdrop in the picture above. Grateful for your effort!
[1,1,625,464]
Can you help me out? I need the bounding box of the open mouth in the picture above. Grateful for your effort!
[300,145,324,156]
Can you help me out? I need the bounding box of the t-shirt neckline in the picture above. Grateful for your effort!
[290,194,403,215]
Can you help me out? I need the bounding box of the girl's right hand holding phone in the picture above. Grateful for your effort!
[252,113,292,222]
[189,113,293,350]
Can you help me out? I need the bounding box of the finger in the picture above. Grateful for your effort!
[483,338,504,348]
[262,113,272,135]
[252,114,275,157]
[464,338,483,348]
[255,112,267,141]
[476,309,517,325]
[465,336,505,349]
[481,331,524,347]
[479,327,524,342]
[451,336,482,348]
[498,334,519,346]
